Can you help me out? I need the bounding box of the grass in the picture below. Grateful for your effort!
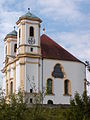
[42,107,69,120]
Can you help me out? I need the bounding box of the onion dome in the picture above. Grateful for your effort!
[4,27,17,41]
[16,8,42,24]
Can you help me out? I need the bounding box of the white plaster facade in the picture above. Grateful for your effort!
[41,59,86,104]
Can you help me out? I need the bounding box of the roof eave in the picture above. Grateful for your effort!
[42,57,86,65]
[16,17,42,25]
[4,35,17,41]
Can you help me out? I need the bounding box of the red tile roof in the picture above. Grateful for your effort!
[41,34,82,62]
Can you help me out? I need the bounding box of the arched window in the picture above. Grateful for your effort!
[19,29,21,38]
[6,83,8,95]
[64,79,71,95]
[47,79,53,94]
[14,44,17,52]
[47,100,53,105]
[30,98,33,103]
[5,46,7,55]
[18,29,21,45]
[10,81,13,95]
[29,26,34,37]
[52,63,64,78]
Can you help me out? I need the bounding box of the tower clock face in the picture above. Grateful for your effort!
[28,37,35,45]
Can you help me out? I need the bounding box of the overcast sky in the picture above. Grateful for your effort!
[0,0,90,93]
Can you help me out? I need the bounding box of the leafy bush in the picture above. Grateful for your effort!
[66,91,90,120]
[0,89,90,120]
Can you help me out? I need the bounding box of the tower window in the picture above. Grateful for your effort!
[30,98,33,103]
[5,46,7,55]
[10,81,13,95]
[47,79,53,94]
[6,83,8,95]
[30,47,33,52]
[30,89,33,93]
[19,29,21,38]
[64,79,71,95]
[29,26,34,37]
[14,44,17,52]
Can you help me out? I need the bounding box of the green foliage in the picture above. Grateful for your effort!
[66,91,90,120]
[0,90,67,120]
[0,91,27,120]
[0,89,90,120]
[0,90,48,120]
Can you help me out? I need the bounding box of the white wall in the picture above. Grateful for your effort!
[16,61,20,92]
[40,59,86,104]
[25,22,39,46]
[10,64,14,78]
[2,73,6,94]
[10,40,17,57]
[25,58,39,93]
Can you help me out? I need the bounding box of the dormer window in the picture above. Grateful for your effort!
[14,44,17,52]
[29,26,34,37]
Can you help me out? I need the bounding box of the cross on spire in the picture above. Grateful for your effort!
[14,26,15,30]
[43,26,45,34]
[28,8,30,12]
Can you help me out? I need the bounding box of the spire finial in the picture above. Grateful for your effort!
[28,8,30,12]
[43,26,45,34]
[14,26,15,30]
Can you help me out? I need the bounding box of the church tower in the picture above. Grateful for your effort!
[4,27,17,63]
[16,8,42,93]
[16,8,42,56]
[3,28,17,94]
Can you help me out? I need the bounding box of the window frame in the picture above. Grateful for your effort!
[10,81,13,95]
[30,47,33,52]
[29,26,34,37]
[30,89,33,93]
[6,83,8,95]
[19,29,21,38]
[5,46,7,55]
[14,44,17,53]
[30,98,33,103]
[47,78,53,95]
[64,79,71,96]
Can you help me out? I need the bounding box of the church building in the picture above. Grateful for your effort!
[2,9,86,104]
